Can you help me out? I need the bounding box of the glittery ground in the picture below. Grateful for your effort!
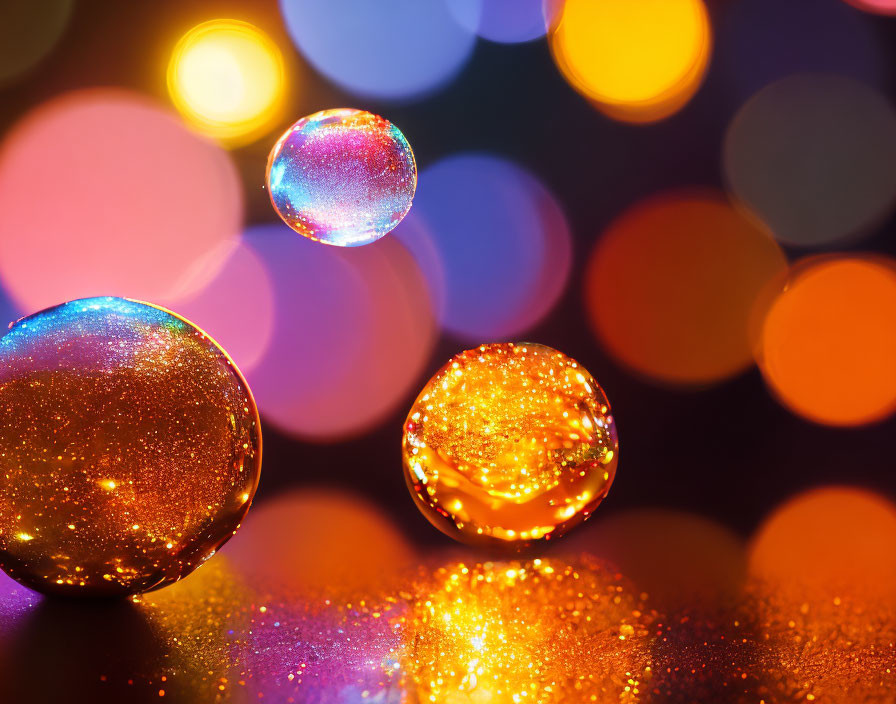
[0,549,893,702]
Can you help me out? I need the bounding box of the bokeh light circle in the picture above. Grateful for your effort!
[395,153,571,340]
[223,489,414,596]
[0,89,243,313]
[167,240,274,373]
[562,509,746,614]
[748,486,896,702]
[758,256,896,426]
[585,190,787,386]
[724,74,896,248]
[844,0,896,13]
[278,0,475,100]
[167,19,286,146]
[0,0,72,85]
[266,108,416,247]
[750,486,896,602]
[446,0,548,44]
[245,223,436,441]
[549,0,711,122]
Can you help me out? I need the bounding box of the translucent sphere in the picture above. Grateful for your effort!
[402,343,618,547]
[266,108,416,247]
[0,297,261,597]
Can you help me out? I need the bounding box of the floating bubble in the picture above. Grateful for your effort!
[0,297,261,597]
[0,0,72,85]
[446,0,549,43]
[278,0,475,99]
[245,223,436,441]
[403,343,618,547]
[267,108,417,247]
[725,74,896,248]
[167,19,286,146]
[397,153,571,340]
[0,89,243,313]
[549,0,711,122]
[758,256,896,426]
[585,190,787,386]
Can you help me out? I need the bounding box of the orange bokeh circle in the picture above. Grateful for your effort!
[585,190,787,385]
[758,256,896,426]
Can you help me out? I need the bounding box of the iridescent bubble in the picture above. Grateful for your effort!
[0,297,261,597]
[266,108,417,247]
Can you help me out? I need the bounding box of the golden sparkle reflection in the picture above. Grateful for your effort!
[402,343,618,548]
[402,557,656,704]
[167,19,286,146]
[0,297,261,597]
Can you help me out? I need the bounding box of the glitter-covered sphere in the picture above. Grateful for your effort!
[402,343,618,547]
[0,297,261,597]
[266,108,416,247]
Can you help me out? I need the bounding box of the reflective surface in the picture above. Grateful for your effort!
[266,108,417,247]
[0,297,261,596]
[403,343,618,546]
[403,557,655,703]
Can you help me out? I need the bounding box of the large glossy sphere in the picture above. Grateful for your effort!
[402,343,618,547]
[0,297,261,597]
[266,108,417,247]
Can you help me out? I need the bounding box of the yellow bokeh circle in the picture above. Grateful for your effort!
[550,0,712,123]
[167,19,285,145]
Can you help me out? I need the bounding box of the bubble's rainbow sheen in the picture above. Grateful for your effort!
[266,108,417,247]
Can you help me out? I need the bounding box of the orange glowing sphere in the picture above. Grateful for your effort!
[758,256,896,426]
[0,297,261,597]
[402,343,618,547]
[549,0,711,122]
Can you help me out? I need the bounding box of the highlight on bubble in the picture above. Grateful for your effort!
[244,223,436,441]
[584,189,787,386]
[394,153,571,341]
[724,74,896,248]
[278,0,475,100]
[0,88,243,313]
[756,255,896,427]
[549,0,711,123]
[167,19,286,146]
